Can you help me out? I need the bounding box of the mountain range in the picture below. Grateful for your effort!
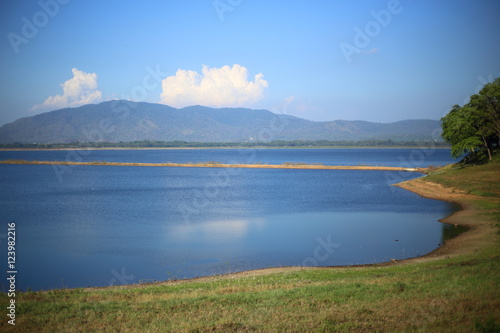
[0,101,443,144]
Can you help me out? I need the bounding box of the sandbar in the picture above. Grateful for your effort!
[0,159,426,172]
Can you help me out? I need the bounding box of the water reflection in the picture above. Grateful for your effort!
[442,223,468,244]
[169,218,267,241]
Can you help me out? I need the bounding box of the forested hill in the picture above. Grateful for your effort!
[0,101,442,144]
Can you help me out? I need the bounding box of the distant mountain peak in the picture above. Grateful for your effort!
[0,101,442,144]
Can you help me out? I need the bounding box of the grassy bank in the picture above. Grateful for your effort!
[1,159,498,332]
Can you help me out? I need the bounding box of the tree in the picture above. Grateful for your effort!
[441,78,500,161]
[470,78,500,146]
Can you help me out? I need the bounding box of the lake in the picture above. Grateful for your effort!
[0,149,462,291]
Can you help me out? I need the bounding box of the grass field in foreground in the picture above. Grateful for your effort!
[0,158,498,332]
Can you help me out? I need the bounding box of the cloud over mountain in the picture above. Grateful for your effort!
[160,64,268,108]
[31,68,102,112]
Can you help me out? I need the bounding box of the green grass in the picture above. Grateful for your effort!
[2,251,498,332]
[425,154,500,199]
[1,156,499,332]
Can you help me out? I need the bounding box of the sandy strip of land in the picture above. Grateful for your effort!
[0,147,202,151]
[0,159,426,172]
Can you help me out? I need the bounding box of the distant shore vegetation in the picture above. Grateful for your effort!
[0,139,450,150]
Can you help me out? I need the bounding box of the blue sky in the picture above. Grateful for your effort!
[1,0,499,126]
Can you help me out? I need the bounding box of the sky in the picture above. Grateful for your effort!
[0,0,499,126]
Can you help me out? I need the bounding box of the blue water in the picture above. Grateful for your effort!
[0,149,460,291]
[0,147,456,167]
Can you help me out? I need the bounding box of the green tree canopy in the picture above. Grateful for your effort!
[441,78,500,161]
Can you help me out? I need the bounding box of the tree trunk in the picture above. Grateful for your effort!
[481,134,493,161]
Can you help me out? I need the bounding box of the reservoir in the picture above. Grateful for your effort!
[0,149,461,290]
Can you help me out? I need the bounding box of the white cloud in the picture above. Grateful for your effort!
[160,64,268,108]
[32,68,102,111]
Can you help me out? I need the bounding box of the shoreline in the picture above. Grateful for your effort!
[81,175,491,292]
[391,177,495,263]
[0,159,426,172]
